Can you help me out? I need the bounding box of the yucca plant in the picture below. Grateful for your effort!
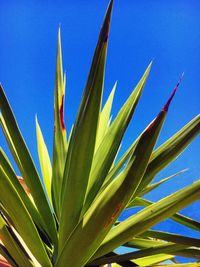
[0,1,199,266]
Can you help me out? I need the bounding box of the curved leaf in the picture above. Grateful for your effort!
[0,166,52,266]
[0,148,48,237]
[0,85,57,246]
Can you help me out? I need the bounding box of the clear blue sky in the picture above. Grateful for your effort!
[0,0,199,263]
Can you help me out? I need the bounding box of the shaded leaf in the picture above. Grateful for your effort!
[0,214,33,267]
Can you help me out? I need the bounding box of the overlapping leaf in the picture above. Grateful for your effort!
[0,148,47,236]
[82,62,152,215]
[89,243,188,265]
[0,215,33,267]
[93,179,200,260]
[55,86,173,267]
[127,197,200,231]
[58,0,113,253]
[0,86,57,246]
[51,29,68,217]
[36,117,52,204]
[140,229,200,247]
[95,82,116,151]
[0,166,52,266]
[104,114,200,194]
[136,113,200,193]
[138,169,188,197]
[0,1,199,266]
[0,245,17,267]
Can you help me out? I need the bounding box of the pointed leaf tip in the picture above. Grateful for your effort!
[163,73,184,112]
[57,27,62,51]
[101,0,114,43]
[107,0,114,18]
[108,0,114,12]
[58,27,61,39]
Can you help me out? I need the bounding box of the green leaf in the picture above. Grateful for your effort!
[95,81,116,151]
[55,86,169,267]
[86,252,141,267]
[96,76,181,201]
[0,214,33,267]
[51,29,68,217]
[125,254,174,267]
[0,148,48,237]
[104,113,200,196]
[90,245,200,265]
[36,116,52,204]
[127,197,200,231]
[91,245,200,265]
[126,237,167,248]
[82,62,152,215]
[138,169,188,196]
[93,179,200,260]
[136,113,200,193]
[124,234,200,261]
[58,0,113,253]
[0,166,52,266]
[89,243,188,265]
[140,229,200,248]
[102,136,138,189]
[0,86,57,246]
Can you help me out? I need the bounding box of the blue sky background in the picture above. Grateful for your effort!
[0,0,199,263]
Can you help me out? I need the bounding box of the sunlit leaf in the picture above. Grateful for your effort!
[56,83,172,267]
[93,179,200,260]
[36,116,52,204]
[0,85,57,246]
[51,29,68,217]
[0,166,52,266]
[58,0,113,253]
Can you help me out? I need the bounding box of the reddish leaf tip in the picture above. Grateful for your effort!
[163,73,184,112]
[60,95,66,130]
[101,0,113,43]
